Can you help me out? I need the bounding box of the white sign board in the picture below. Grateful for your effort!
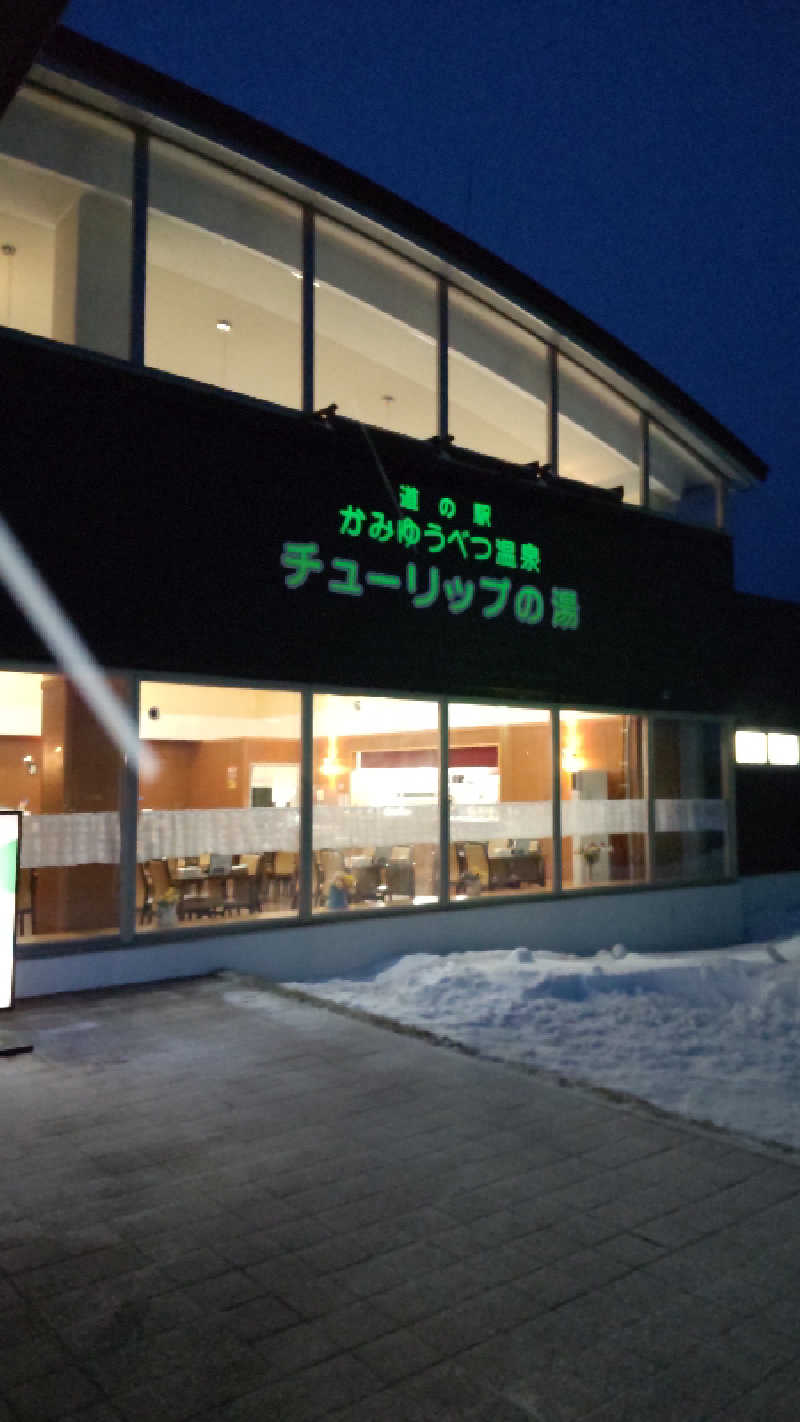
[0,812,20,1010]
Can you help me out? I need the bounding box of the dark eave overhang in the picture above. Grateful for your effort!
[28,25,768,485]
[0,0,68,118]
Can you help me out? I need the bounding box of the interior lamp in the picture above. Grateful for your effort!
[321,737,345,779]
[561,748,583,774]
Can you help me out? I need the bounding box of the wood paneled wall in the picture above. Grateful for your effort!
[141,737,300,809]
[0,735,42,813]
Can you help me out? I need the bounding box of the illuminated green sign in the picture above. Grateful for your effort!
[280,484,580,631]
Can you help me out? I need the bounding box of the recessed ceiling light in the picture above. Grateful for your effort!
[216,318,231,332]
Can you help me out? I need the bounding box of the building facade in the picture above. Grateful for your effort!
[0,27,797,996]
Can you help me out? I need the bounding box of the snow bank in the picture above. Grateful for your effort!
[281,934,800,1149]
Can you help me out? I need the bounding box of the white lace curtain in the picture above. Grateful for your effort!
[17,799,727,867]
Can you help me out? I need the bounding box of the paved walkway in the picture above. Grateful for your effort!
[1,974,800,1420]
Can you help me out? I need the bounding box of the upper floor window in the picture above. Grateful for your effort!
[315,217,437,439]
[0,81,737,527]
[0,87,133,359]
[448,290,548,465]
[559,354,641,504]
[146,141,302,408]
[649,424,720,528]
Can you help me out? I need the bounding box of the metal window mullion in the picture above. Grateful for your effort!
[298,689,314,919]
[646,714,657,882]
[129,130,149,367]
[716,479,727,531]
[547,346,558,474]
[301,208,315,414]
[640,411,650,509]
[551,709,562,893]
[119,675,140,943]
[437,277,448,440]
[722,717,738,879]
[438,698,449,905]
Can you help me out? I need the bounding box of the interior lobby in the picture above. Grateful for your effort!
[0,672,727,941]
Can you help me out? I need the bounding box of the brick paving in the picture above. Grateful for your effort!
[1,972,799,1419]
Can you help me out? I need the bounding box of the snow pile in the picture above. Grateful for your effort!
[285,935,800,1149]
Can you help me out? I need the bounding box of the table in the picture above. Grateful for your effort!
[487,851,545,891]
[171,865,250,917]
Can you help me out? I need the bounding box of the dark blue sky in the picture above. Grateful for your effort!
[64,0,799,602]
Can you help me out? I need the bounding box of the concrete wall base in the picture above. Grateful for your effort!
[14,880,751,1000]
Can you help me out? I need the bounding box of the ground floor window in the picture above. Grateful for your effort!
[0,669,732,942]
[137,681,301,931]
[561,711,647,889]
[0,670,124,943]
[448,703,553,899]
[313,693,440,912]
[653,718,728,881]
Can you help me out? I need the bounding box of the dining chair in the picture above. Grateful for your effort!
[16,867,33,938]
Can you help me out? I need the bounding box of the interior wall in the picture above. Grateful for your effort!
[140,740,195,810]
[503,723,552,801]
[37,676,121,933]
[0,736,42,812]
[141,736,300,811]
[0,204,55,338]
[52,198,78,344]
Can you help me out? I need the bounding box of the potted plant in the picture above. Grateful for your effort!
[327,872,355,910]
[461,871,482,897]
[156,885,180,928]
[578,841,603,881]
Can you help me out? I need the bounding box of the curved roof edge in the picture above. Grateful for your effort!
[38,24,767,483]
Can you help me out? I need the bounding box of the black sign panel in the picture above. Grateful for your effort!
[1,335,735,712]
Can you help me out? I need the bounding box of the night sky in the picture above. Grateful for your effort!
[63,0,799,604]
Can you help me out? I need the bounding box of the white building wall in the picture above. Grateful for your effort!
[14,879,755,1000]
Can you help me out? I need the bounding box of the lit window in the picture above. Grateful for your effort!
[735,731,767,765]
[767,733,800,767]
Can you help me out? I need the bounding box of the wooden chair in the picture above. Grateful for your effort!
[463,842,489,889]
[147,858,172,901]
[385,846,415,901]
[271,851,298,905]
[411,842,437,897]
[487,838,511,858]
[136,863,153,925]
[221,872,253,916]
[16,867,33,938]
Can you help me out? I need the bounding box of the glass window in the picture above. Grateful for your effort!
[137,682,300,929]
[315,218,437,438]
[448,291,548,464]
[146,142,302,407]
[649,425,719,527]
[735,730,767,765]
[0,87,133,358]
[560,711,647,889]
[768,733,800,767]
[313,694,439,912]
[653,719,727,880]
[448,704,552,899]
[0,671,125,942]
[558,357,641,503]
